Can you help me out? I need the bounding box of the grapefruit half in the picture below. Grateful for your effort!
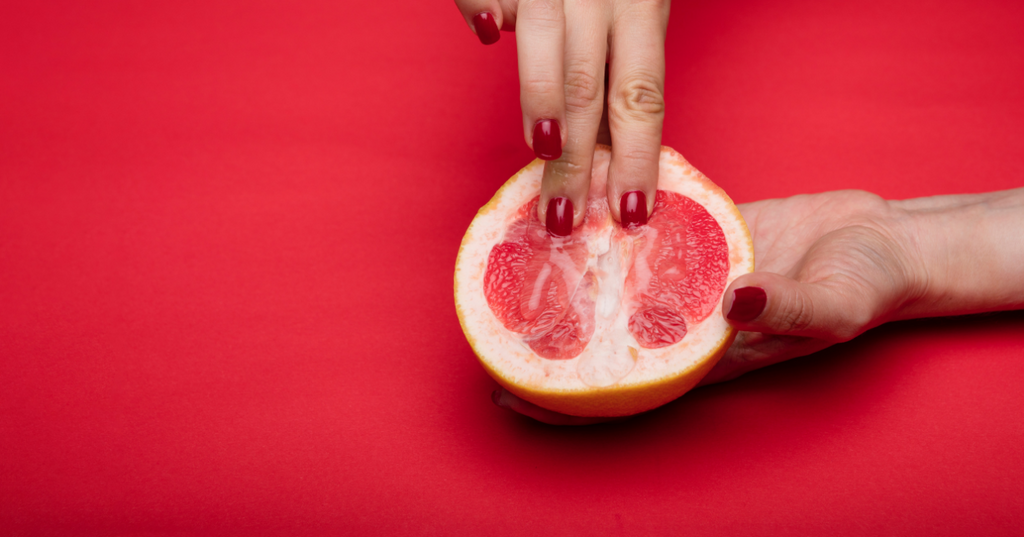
[455,146,753,417]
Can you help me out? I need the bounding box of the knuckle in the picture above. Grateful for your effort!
[621,0,670,14]
[563,67,602,112]
[612,72,665,119]
[520,0,562,25]
[777,289,815,334]
[618,146,661,168]
[615,0,669,17]
[521,78,561,100]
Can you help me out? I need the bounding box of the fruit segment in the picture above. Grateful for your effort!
[483,198,590,359]
[482,191,729,361]
[523,271,596,359]
[624,191,729,348]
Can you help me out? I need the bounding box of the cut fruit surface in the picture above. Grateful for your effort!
[455,146,753,417]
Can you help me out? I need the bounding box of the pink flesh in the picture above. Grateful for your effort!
[483,198,589,341]
[482,191,728,359]
[623,191,729,347]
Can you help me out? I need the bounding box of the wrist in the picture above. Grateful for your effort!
[854,198,934,325]
[886,200,946,321]
[889,189,1024,320]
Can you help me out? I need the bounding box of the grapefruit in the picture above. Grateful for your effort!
[455,146,753,417]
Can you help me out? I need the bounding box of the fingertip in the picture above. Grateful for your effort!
[540,190,587,233]
[722,274,774,328]
[490,389,505,407]
[545,196,573,237]
[726,286,767,323]
[490,388,612,425]
[619,190,648,228]
[606,147,660,224]
[724,273,835,339]
[538,153,592,234]
[532,119,563,160]
[471,12,501,45]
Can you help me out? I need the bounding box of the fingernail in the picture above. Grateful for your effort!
[620,190,648,228]
[727,286,767,322]
[491,389,505,407]
[472,12,500,45]
[533,119,562,160]
[546,197,573,237]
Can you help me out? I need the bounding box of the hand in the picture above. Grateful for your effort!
[491,187,1024,423]
[492,189,928,424]
[453,0,670,234]
[708,187,1024,383]
[702,190,924,384]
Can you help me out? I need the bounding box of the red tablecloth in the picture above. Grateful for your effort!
[2,0,1023,534]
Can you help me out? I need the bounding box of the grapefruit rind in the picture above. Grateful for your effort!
[455,146,753,417]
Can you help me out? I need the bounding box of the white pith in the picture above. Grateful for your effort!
[455,147,754,392]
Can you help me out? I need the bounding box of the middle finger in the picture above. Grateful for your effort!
[537,0,612,233]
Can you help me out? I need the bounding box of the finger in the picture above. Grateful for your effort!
[491,389,612,425]
[697,331,832,386]
[537,1,611,234]
[453,0,508,44]
[596,64,611,145]
[722,272,876,342]
[606,0,669,225]
[517,0,566,164]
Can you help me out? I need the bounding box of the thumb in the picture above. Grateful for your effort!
[722,272,871,342]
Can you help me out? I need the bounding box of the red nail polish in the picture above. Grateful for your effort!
[727,287,767,322]
[620,190,648,228]
[546,197,573,237]
[472,12,500,45]
[533,120,562,160]
[491,389,503,407]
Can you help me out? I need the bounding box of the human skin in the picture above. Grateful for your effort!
[453,0,670,233]
[493,188,1024,425]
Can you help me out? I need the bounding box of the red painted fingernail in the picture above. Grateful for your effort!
[620,190,648,228]
[533,119,562,160]
[546,197,573,237]
[727,287,767,322]
[472,12,500,45]
[491,389,504,407]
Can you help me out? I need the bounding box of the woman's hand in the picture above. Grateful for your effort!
[454,0,670,235]
[491,188,1024,424]
[703,190,926,384]
[709,187,1024,383]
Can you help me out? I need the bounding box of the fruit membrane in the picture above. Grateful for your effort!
[483,189,729,386]
[455,146,753,416]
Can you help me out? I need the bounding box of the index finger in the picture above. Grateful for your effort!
[606,0,669,225]
[453,0,507,44]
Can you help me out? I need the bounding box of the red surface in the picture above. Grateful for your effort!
[2,0,1023,534]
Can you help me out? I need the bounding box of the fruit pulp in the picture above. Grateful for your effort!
[483,190,729,361]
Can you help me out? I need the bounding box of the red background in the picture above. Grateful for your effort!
[2,0,1023,534]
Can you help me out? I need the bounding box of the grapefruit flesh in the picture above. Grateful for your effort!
[484,191,729,358]
[455,146,753,417]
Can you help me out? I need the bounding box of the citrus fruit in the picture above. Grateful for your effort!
[455,145,754,417]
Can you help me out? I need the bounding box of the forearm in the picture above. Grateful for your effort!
[893,188,1024,320]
